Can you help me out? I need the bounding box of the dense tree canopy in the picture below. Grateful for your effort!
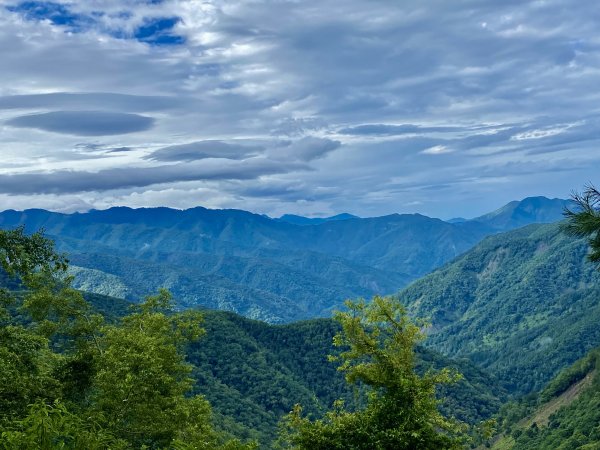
[279,296,467,449]
[0,227,255,449]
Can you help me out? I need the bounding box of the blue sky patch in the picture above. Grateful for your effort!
[7,2,184,45]
[134,17,185,45]
[7,1,95,31]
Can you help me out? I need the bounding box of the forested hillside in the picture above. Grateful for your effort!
[0,227,505,448]
[398,222,600,394]
[491,347,600,449]
[84,295,505,446]
[0,197,566,323]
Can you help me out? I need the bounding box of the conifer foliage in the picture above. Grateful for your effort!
[563,183,600,262]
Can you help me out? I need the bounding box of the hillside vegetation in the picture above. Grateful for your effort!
[2,195,593,448]
[398,222,600,394]
[0,227,504,448]
[491,347,600,449]
[0,196,568,323]
[82,294,505,446]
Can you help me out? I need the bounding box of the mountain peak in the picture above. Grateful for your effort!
[472,196,573,231]
[278,213,359,226]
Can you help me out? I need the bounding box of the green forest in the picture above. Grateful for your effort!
[1,191,600,449]
[0,227,484,449]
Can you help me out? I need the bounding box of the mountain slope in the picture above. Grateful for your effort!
[398,222,600,394]
[492,347,600,450]
[44,288,509,447]
[182,310,508,446]
[472,197,572,231]
[0,207,492,321]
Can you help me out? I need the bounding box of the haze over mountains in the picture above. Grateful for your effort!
[0,196,571,322]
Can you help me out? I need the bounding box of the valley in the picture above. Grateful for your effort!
[1,194,598,448]
[0,196,570,323]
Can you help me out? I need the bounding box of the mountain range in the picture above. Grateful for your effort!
[0,196,571,323]
[75,205,600,446]
[2,193,596,447]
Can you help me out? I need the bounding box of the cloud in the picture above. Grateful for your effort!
[0,93,183,112]
[268,137,341,162]
[2,0,600,218]
[6,111,155,136]
[0,157,308,194]
[145,140,263,161]
[144,137,341,165]
[105,147,134,153]
[339,124,462,136]
[421,145,451,155]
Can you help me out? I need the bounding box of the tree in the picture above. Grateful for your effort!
[279,296,466,450]
[90,289,216,448]
[0,227,69,427]
[563,183,600,262]
[0,227,255,449]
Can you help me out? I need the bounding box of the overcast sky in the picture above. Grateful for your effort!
[1,0,599,219]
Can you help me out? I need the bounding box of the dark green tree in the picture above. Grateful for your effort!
[563,183,600,262]
[278,296,466,450]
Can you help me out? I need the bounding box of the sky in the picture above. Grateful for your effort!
[1,0,599,219]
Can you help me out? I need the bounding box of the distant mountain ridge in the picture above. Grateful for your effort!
[470,196,573,231]
[277,213,359,225]
[0,196,571,322]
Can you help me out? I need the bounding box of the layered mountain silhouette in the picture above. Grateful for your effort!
[0,196,571,322]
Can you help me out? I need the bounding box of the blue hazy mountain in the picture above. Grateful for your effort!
[470,196,572,231]
[277,213,359,225]
[0,196,569,322]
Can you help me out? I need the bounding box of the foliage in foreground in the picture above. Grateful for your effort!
[0,226,255,449]
[563,183,600,263]
[184,311,505,446]
[278,296,467,449]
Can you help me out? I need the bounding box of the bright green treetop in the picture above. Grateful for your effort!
[279,295,467,450]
